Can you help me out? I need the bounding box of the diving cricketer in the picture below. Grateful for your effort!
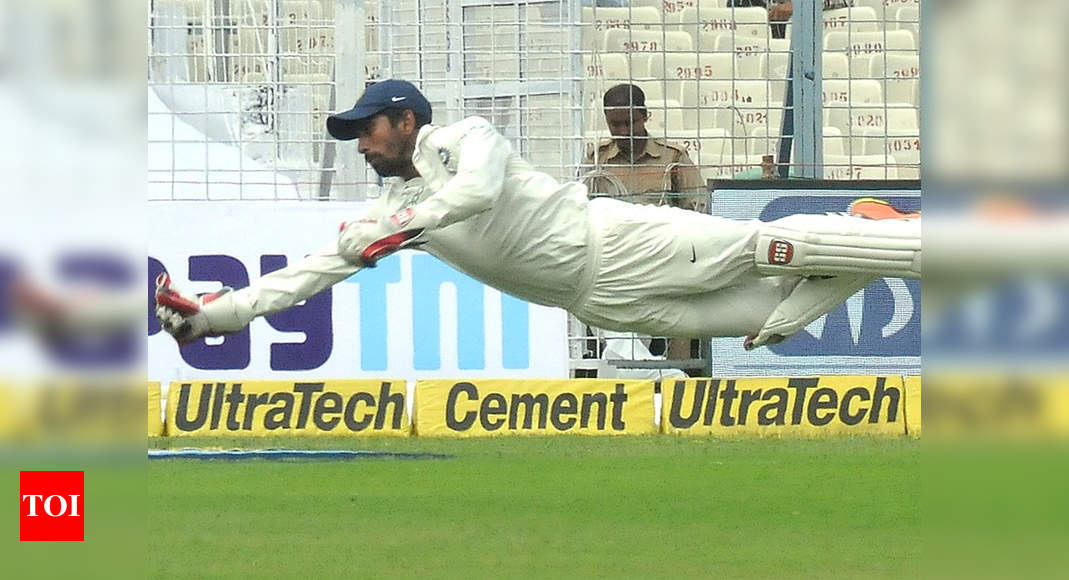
[155,79,920,351]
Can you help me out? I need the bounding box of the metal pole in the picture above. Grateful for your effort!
[790,0,822,179]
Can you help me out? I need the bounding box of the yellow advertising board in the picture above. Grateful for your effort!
[148,381,164,437]
[903,376,921,438]
[415,379,656,437]
[661,376,907,437]
[923,374,1069,438]
[166,380,410,437]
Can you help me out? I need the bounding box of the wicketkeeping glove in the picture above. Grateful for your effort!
[337,208,426,267]
[154,273,245,345]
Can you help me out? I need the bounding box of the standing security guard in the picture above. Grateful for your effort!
[583,83,707,213]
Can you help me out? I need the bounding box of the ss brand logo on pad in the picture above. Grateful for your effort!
[768,240,794,265]
[19,471,84,541]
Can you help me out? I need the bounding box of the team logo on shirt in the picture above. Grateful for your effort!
[768,240,794,265]
[391,208,415,228]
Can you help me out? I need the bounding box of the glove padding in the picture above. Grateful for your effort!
[338,208,425,267]
[154,273,236,345]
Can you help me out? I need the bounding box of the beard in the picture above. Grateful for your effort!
[365,154,409,178]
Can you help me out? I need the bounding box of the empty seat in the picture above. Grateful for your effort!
[679,6,771,51]
[851,0,888,21]
[823,154,900,180]
[828,105,919,146]
[822,7,880,35]
[695,131,739,181]
[761,51,851,105]
[681,79,769,136]
[821,78,884,133]
[868,52,920,105]
[747,125,844,159]
[602,28,695,53]
[663,0,732,24]
[853,127,921,179]
[892,6,920,41]
[711,35,767,79]
[585,53,645,80]
[582,6,663,51]
[650,52,738,100]
[644,98,686,137]
[823,30,917,78]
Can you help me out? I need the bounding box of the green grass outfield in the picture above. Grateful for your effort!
[149,436,918,579]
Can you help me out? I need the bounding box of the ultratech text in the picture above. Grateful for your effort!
[666,377,900,428]
[173,382,404,432]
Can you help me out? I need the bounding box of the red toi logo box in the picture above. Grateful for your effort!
[19,471,84,541]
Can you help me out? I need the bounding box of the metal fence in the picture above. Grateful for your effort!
[146,0,921,376]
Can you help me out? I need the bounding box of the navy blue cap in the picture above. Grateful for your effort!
[326,79,432,141]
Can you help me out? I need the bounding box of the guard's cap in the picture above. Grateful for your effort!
[326,79,432,141]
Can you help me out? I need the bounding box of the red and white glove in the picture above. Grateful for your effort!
[337,208,426,267]
[154,273,242,345]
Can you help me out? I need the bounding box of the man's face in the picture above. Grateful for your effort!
[604,107,648,154]
[356,112,417,177]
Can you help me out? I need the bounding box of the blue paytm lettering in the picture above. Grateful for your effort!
[345,253,529,371]
[149,252,531,371]
[760,196,920,357]
[149,255,336,371]
[179,255,251,369]
[261,255,333,371]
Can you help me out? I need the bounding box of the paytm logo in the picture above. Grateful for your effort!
[149,253,529,371]
[345,254,529,370]
[760,195,920,357]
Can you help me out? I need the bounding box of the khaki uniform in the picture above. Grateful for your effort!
[584,138,708,213]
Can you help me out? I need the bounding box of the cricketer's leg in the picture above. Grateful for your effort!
[745,273,876,350]
[754,212,920,279]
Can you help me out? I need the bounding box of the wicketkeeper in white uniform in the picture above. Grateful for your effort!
[156,80,920,351]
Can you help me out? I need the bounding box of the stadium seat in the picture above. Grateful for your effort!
[697,135,739,182]
[821,7,880,36]
[830,105,920,151]
[892,6,920,40]
[868,53,920,106]
[711,35,767,79]
[644,99,686,137]
[678,6,771,51]
[822,78,884,134]
[693,129,730,161]
[747,125,845,159]
[851,0,888,21]
[585,53,641,80]
[760,49,850,105]
[582,6,663,52]
[823,30,917,78]
[628,0,667,11]
[822,154,900,180]
[854,127,921,180]
[602,28,695,54]
[680,79,769,136]
[650,52,738,100]
[662,0,733,24]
